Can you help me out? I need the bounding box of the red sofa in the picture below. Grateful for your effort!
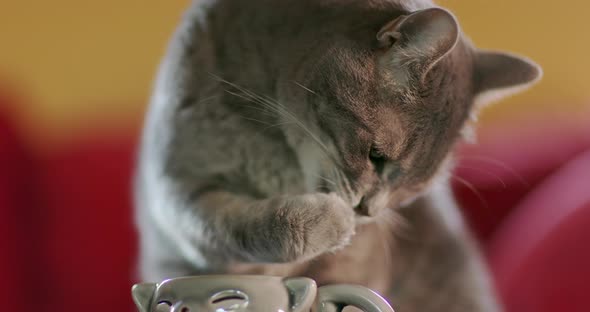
[1,91,589,311]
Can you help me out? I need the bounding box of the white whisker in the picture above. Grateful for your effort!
[455,165,507,188]
[213,74,340,167]
[236,115,274,126]
[458,155,529,187]
[292,80,317,95]
[313,173,337,186]
[451,175,489,209]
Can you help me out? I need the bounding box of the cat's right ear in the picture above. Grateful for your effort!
[377,8,459,84]
[472,50,542,107]
[132,283,157,312]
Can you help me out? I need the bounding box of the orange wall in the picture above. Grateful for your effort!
[445,0,590,120]
[1,0,588,143]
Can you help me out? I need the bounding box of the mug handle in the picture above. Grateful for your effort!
[316,285,395,312]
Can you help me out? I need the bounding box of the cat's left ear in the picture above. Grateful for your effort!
[377,8,459,84]
[131,283,157,312]
[472,50,542,106]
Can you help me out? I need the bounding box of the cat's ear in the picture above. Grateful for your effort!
[473,50,542,106]
[377,8,459,83]
[283,277,317,312]
[131,283,157,312]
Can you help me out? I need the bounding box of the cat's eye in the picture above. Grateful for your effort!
[155,301,172,312]
[209,290,249,311]
[369,146,387,175]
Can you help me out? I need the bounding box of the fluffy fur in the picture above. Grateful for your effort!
[134,1,541,311]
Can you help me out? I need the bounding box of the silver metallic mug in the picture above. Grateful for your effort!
[132,275,395,312]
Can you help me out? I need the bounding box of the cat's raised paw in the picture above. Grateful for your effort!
[277,193,356,262]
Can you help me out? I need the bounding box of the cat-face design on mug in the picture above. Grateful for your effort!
[131,275,394,312]
[132,276,316,312]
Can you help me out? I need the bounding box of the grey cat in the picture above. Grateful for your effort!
[134,0,541,311]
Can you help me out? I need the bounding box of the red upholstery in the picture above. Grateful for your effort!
[0,112,31,311]
[488,149,590,312]
[37,132,138,311]
[0,93,44,312]
[453,116,590,242]
[1,99,590,311]
[0,88,138,311]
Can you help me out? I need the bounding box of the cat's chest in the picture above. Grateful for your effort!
[184,100,308,196]
[237,127,307,196]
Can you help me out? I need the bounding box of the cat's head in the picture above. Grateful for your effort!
[286,8,541,219]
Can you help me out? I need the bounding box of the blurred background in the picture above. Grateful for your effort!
[1,0,589,311]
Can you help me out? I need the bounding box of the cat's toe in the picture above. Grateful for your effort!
[301,193,356,258]
[269,193,355,262]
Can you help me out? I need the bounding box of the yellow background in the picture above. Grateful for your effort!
[1,0,588,146]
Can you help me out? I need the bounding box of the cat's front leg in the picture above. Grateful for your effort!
[195,191,356,264]
[389,184,501,312]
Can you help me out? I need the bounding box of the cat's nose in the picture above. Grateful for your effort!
[354,196,372,217]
